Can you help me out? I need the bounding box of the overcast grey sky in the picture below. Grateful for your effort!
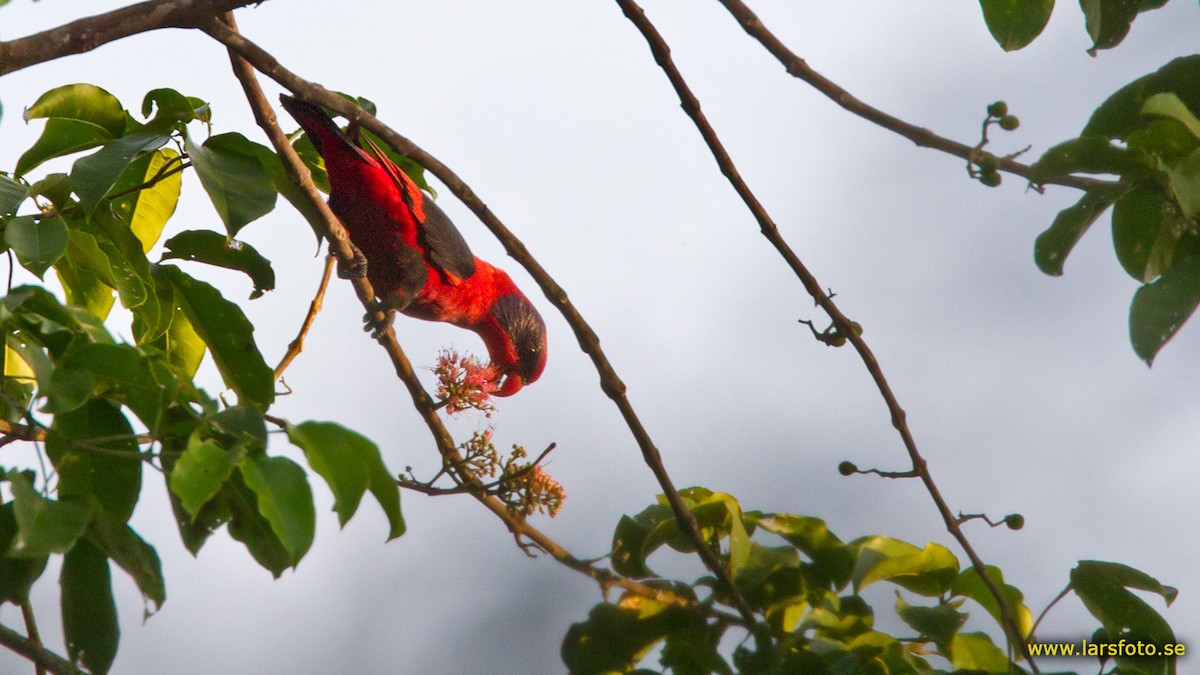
[2,1,1198,673]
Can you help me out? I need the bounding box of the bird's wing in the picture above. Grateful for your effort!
[362,135,477,283]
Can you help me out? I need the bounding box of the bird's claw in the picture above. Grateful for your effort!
[336,243,369,280]
[363,304,396,339]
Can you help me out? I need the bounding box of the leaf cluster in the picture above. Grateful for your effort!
[1,84,410,674]
[564,489,1179,675]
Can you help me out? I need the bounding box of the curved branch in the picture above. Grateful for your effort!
[0,622,84,675]
[203,16,760,627]
[713,0,1115,193]
[216,15,737,624]
[0,0,265,77]
[614,0,1037,668]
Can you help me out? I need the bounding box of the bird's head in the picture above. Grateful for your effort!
[481,292,547,397]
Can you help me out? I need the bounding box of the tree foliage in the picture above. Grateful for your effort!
[0,1,1192,673]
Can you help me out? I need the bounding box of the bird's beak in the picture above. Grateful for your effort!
[494,373,525,397]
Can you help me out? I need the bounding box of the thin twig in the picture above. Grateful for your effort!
[0,421,45,444]
[19,601,46,675]
[1029,584,1072,642]
[203,16,760,628]
[400,442,558,495]
[103,158,189,203]
[0,623,83,675]
[215,14,732,623]
[614,0,1035,667]
[712,0,1114,194]
[274,254,335,380]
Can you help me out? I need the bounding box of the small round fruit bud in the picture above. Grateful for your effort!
[979,155,1002,173]
[987,101,1008,117]
[1005,514,1025,530]
[999,115,1020,131]
[837,461,858,476]
[980,171,1002,187]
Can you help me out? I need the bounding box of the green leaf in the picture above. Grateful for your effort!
[163,294,205,378]
[562,600,694,674]
[41,366,95,415]
[55,257,117,320]
[726,501,751,579]
[184,132,278,237]
[734,542,802,619]
[1085,56,1200,141]
[242,142,324,242]
[56,226,117,319]
[1142,92,1200,139]
[162,230,276,299]
[1034,184,1129,275]
[225,471,290,576]
[16,84,127,177]
[7,473,89,558]
[978,0,1054,51]
[852,538,959,597]
[1162,147,1200,219]
[611,504,673,578]
[237,454,315,567]
[140,88,206,132]
[157,414,228,557]
[291,134,329,194]
[286,421,404,540]
[130,263,175,346]
[0,501,48,603]
[71,132,171,212]
[1080,0,1169,55]
[154,264,274,408]
[951,565,1034,638]
[85,511,165,615]
[169,435,240,518]
[61,538,119,675]
[211,405,268,454]
[111,148,183,253]
[895,593,967,651]
[1112,187,1184,282]
[949,632,1009,673]
[48,398,143,522]
[57,343,174,435]
[0,173,28,215]
[28,173,74,210]
[4,214,67,279]
[750,512,854,590]
[82,209,154,318]
[1129,254,1200,364]
[1027,136,1138,182]
[1071,562,1177,652]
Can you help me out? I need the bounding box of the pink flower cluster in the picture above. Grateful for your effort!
[434,349,499,415]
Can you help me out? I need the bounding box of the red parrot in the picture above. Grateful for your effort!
[279,95,546,396]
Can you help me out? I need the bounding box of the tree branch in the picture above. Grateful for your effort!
[215,15,735,624]
[0,623,84,675]
[19,600,46,675]
[0,0,266,77]
[203,16,760,627]
[713,0,1115,193]
[614,0,1037,667]
[274,254,335,381]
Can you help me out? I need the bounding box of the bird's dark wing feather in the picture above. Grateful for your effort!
[361,135,476,282]
[418,198,476,282]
